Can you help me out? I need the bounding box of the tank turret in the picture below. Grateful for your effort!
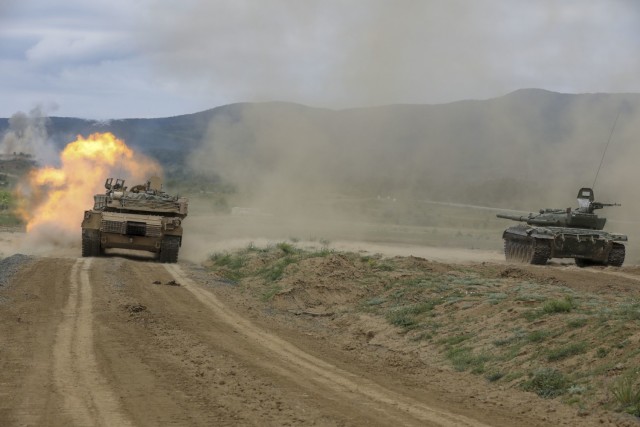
[496,188,626,267]
[497,188,618,230]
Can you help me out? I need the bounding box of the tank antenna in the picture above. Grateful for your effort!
[592,110,620,189]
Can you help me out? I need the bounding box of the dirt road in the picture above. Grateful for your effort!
[1,252,636,426]
[0,256,466,426]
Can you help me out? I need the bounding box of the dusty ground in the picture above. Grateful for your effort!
[0,231,639,426]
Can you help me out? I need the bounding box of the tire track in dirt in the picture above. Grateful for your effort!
[53,258,133,427]
[164,263,491,427]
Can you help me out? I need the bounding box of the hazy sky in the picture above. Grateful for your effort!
[1,0,640,119]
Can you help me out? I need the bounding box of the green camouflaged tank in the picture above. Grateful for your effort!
[496,188,627,267]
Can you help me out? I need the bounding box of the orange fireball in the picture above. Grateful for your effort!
[17,132,162,238]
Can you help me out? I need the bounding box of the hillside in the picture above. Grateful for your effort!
[1,89,640,211]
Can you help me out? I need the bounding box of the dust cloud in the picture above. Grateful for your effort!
[137,0,640,261]
[0,106,57,164]
[182,92,640,263]
[189,94,640,209]
[142,1,640,109]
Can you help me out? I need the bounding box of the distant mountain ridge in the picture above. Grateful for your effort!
[2,89,640,208]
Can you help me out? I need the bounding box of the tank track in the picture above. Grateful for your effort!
[81,230,102,257]
[607,243,625,267]
[158,235,180,263]
[575,242,625,267]
[503,235,550,265]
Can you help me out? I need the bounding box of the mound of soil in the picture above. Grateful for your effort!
[201,244,640,424]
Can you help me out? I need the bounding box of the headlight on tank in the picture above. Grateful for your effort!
[173,219,181,227]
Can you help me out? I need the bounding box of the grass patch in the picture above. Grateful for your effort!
[546,341,588,362]
[261,256,296,282]
[209,252,246,269]
[526,330,549,343]
[617,303,640,321]
[611,374,640,416]
[0,215,21,226]
[364,297,386,307]
[386,301,436,330]
[487,292,507,304]
[446,346,490,373]
[307,248,334,258]
[441,334,473,346]
[567,317,588,328]
[486,371,505,382]
[261,284,282,302]
[522,309,545,321]
[543,296,575,314]
[522,368,568,398]
[493,336,517,347]
[208,251,247,281]
[375,263,395,272]
[276,242,297,255]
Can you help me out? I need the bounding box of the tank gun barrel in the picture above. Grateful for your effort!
[496,213,530,222]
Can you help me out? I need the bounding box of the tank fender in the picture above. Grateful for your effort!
[610,234,628,242]
[502,226,554,239]
[527,230,555,239]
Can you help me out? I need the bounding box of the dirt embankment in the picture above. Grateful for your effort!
[202,243,640,425]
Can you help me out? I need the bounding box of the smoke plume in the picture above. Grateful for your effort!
[0,106,57,164]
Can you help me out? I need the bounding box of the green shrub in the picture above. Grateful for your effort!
[386,308,417,329]
[446,346,489,373]
[261,257,296,281]
[522,368,567,398]
[209,252,245,269]
[611,374,640,416]
[276,242,297,255]
[0,190,12,210]
[385,301,436,330]
[543,297,575,314]
[526,330,549,343]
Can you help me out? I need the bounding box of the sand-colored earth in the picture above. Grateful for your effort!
[1,229,640,426]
